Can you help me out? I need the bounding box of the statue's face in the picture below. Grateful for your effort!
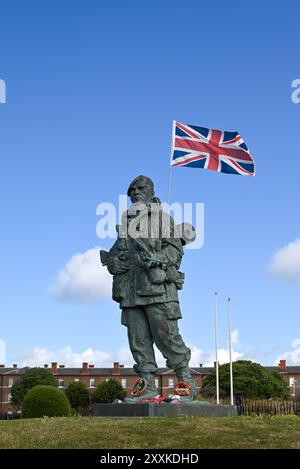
[129,180,152,204]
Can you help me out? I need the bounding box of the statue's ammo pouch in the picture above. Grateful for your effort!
[147,266,166,285]
[175,271,185,290]
[166,266,185,290]
[137,269,165,296]
[112,274,128,302]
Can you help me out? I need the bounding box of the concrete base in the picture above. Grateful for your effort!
[91,401,237,418]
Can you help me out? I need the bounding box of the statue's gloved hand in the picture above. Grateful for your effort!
[107,257,129,275]
[130,253,152,269]
[114,258,130,274]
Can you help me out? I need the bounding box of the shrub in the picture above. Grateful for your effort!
[202,360,290,399]
[92,379,127,403]
[65,381,90,413]
[199,385,227,399]
[11,368,57,406]
[22,385,71,418]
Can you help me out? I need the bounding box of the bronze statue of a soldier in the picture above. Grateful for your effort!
[100,175,196,401]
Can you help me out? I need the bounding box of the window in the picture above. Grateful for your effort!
[74,378,79,382]
[289,377,295,387]
[8,377,14,387]
[89,379,96,388]
[58,379,64,388]
[8,393,12,402]
[155,378,159,388]
[121,379,127,388]
[168,378,174,388]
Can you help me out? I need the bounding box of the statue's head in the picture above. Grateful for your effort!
[127,175,155,205]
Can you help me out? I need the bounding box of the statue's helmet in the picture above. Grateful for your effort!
[127,175,154,197]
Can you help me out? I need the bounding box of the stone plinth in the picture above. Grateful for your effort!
[91,401,237,418]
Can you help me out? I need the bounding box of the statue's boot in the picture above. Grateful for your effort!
[123,373,158,403]
[174,367,196,401]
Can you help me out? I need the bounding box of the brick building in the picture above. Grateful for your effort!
[0,359,299,414]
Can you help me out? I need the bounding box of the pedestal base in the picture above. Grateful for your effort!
[91,401,237,418]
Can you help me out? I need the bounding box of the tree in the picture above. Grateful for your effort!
[65,381,90,413]
[269,370,290,398]
[92,379,127,403]
[11,367,57,406]
[201,360,289,399]
[22,385,71,418]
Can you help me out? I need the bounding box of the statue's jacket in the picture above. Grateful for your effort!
[105,208,185,319]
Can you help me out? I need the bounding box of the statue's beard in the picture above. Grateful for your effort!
[128,201,148,215]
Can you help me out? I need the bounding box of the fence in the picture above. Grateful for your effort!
[237,399,300,416]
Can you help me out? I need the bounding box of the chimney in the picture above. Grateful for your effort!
[119,364,124,368]
[59,365,65,368]
[279,359,286,369]
[112,362,120,375]
[199,363,203,368]
[213,361,219,368]
[13,364,17,368]
[81,362,89,374]
[0,364,5,368]
[44,364,48,368]
[51,362,58,373]
[89,364,95,368]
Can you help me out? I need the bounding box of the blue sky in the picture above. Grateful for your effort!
[0,0,300,368]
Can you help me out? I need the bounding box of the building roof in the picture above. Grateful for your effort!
[0,366,213,376]
[1,365,300,376]
[36,367,215,376]
[266,366,300,374]
[0,367,29,375]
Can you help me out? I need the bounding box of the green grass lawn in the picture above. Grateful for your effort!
[1,415,300,449]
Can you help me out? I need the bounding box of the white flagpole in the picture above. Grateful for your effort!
[167,165,172,205]
[228,297,234,406]
[214,292,219,404]
[167,120,176,205]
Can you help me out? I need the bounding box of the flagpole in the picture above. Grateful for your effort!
[168,120,176,205]
[167,165,172,205]
[228,297,234,406]
[214,292,219,405]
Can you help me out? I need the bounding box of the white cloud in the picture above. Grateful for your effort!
[188,329,242,367]
[231,329,239,347]
[15,346,134,368]
[152,341,244,369]
[269,238,300,284]
[49,246,112,304]
[292,339,300,348]
[200,348,244,367]
[275,339,300,365]
[13,338,244,369]
[153,338,244,368]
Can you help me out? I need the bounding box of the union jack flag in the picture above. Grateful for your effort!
[170,121,255,176]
